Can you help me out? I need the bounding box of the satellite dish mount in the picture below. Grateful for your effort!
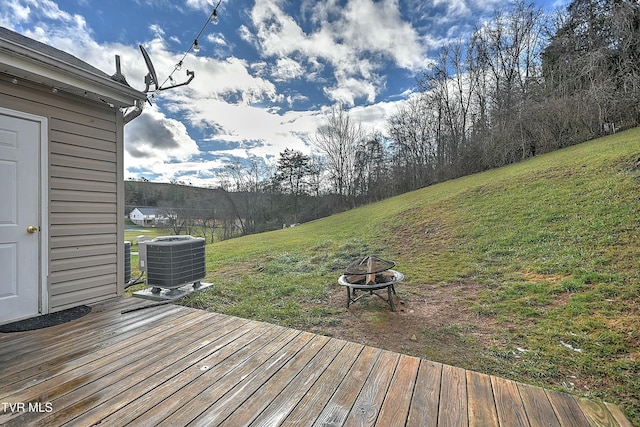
[139,45,195,94]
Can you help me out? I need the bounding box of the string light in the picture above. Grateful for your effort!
[156,0,222,92]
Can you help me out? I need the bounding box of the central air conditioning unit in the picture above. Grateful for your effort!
[138,235,206,293]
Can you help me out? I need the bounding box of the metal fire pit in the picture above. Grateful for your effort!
[338,256,404,311]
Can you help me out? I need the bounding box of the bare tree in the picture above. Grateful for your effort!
[353,132,390,203]
[418,38,479,175]
[313,105,364,207]
[388,93,437,190]
[215,157,271,236]
[386,1,551,189]
[542,0,640,136]
[471,1,547,162]
[613,1,640,127]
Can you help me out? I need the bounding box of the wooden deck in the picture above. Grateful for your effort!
[0,297,632,426]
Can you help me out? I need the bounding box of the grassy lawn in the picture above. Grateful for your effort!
[149,128,638,423]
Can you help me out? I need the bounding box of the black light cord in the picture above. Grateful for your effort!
[154,0,223,93]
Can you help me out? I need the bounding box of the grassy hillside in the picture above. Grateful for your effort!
[180,128,640,423]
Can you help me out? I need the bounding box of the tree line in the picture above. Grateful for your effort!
[316,0,640,205]
[126,0,640,242]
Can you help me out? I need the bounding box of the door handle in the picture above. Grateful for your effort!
[27,226,38,233]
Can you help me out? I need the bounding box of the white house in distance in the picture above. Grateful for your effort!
[129,207,172,227]
[0,27,147,325]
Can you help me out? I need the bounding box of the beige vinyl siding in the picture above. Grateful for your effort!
[0,76,125,312]
[49,106,120,310]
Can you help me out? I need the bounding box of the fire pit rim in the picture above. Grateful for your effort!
[338,269,404,290]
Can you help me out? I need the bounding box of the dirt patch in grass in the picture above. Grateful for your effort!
[307,281,501,369]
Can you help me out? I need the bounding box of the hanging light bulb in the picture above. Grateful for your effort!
[176,60,183,71]
[193,39,200,54]
[211,9,219,25]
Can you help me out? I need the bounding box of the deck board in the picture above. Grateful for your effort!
[0,307,200,391]
[69,314,250,426]
[343,350,398,427]
[0,297,139,362]
[132,322,292,426]
[438,363,469,427]
[0,307,196,400]
[280,342,365,426]
[219,334,332,427]
[376,354,420,426]
[0,297,632,426]
[185,331,315,427]
[249,338,347,427]
[43,312,238,426]
[545,389,592,427]
[492,376,530,427]
[406,360,442,427]
[312,346,382,427]
[467,370,499,427]
[97,316,261,426]
[518,383,561,427]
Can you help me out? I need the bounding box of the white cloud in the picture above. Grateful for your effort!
[190,56,279,104]
[433,0,470,17]
[237,24,254,44]
[5,1,91,51]
[550,0,570,10]
[350,100,402,135]
[182,98,322,157]
[184,0,214,12]
[0,1,31,27]
[0,3,145,89]
[25,7,305,185]
[246,0,426,106]
[336,0,424,70]
[206,32,227,46]
[324,77,378,106]
[271,57,304,81]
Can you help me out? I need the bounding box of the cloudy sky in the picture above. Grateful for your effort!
[2,0,567,187]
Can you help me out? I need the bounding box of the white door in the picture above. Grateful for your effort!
[0,111,42,324]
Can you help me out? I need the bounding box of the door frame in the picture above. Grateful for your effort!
[0,107,49,315]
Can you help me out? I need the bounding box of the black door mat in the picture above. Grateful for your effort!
[0,306,92,332]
